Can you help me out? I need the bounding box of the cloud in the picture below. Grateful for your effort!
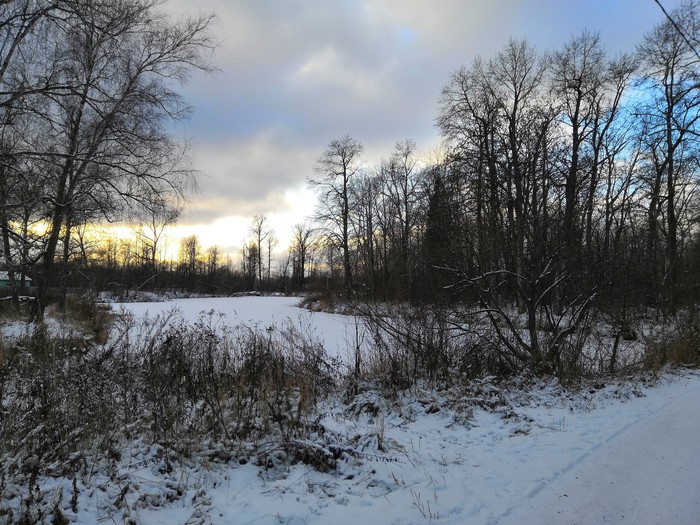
[287,46,386,100]
[159,0,681,252]
[181,127,316,224]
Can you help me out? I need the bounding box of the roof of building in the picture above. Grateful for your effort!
[0,271,32,282]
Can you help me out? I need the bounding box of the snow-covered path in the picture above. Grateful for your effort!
[502,376,700,525]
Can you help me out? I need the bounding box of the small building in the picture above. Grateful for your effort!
[0,271,32,288]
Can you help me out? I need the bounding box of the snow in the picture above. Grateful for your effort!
[112,296,362,361]
[3,296,698,524]
[229,372,698,525]
[500,375,700,525]
[153,372,696,524]
[105,298,700,524]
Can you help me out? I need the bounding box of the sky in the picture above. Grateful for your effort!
[159,0,684,259]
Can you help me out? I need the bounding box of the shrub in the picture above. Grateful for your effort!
[64,294,113,344]
[643,309,700,369]
[358,302,492,392]
[0,309,339,481]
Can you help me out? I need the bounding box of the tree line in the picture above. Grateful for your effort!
[312,3,700,308]
[307,2,700,373]
[0,1,337,305]
[2,0,699,337]
[26,212,326,298]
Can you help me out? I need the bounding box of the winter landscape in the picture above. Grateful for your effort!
[94,298,700,525]
[2,0,700,524]
[0,296,698,524]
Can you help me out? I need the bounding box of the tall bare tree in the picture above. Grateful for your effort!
[249,214,271,289]
[178,234,200,292]
[289,223,316,291]
[550,30,606,278]
[135,199,181,271]
[637,0,700,307]
[310,134,364,292]
[381,139,423,296]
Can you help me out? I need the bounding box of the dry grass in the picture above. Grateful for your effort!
[644,312,700,369]
[0,309,339,478]
[645,337,700,368]
[63,295,114,344]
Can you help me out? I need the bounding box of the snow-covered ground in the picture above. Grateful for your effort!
[112,296,363,361]
[3,297,698,524]
[46,368,695,525]
[502,373,700,525]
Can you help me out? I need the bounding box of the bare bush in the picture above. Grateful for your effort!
[356,302,499,391]
[643,309,700,369]
[0,309,340,486]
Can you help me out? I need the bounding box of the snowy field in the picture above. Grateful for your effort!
[112,296,363,361]
[2,297,698,524]
[94,297,698,525]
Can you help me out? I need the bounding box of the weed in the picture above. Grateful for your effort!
[644,311,700,369]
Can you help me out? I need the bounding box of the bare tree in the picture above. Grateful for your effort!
[585,53,638,272]
[310,135,364,292]
[437,58,503,277]
[0,0,215,315]
[637,0,700,308]
[249,214,271,289]
[178,234,200,292]
[135,199,181,270]
[207,245,220,278]
[266,231,278,290]
[241,240,259,291]
[380,139,424,296]
[0,0,63,111]
[289,223,316,291]
[436,38,602,375]
[550,30,607,278]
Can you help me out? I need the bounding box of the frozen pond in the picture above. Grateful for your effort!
[111,295,363,360]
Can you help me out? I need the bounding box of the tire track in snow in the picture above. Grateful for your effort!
[497,373,700,525]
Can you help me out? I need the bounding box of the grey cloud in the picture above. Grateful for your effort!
[181,128,316,224]
[163,0,681,238]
